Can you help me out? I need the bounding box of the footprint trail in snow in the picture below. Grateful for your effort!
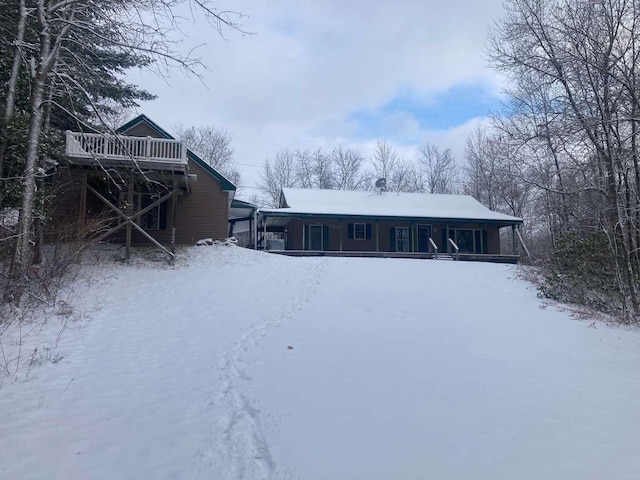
[197,258,328,479]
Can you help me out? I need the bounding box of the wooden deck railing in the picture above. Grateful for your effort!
[447,237,460,260]
[65,131,187,164]
[428,237,438,259]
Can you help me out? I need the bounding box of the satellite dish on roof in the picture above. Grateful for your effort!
[375,178,387,193]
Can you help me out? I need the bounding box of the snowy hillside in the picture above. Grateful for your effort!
[1,246,639,480]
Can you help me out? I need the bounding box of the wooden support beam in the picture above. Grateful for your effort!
[412,223,416,253]
[126,177,133,260]
[92,189,176,243]
[170,179,177,265]
[516,226,531,262]
[376,221,379,252]
[86,184,174,259]
[252,210,258,250]
[339,219,343,252]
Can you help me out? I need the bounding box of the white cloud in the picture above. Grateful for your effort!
[126,0,507,192]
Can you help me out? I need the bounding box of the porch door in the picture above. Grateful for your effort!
[396,227,410,252]
[417,225,432,252]
[309,224,323,251]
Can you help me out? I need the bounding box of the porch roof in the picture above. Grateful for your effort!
[260,188,523,227]
[230,198,257,221]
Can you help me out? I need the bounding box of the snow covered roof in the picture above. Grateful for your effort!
[260,188,522,224]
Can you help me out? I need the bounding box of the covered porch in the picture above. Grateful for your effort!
[63,130,192,263]
[257,212,525,263]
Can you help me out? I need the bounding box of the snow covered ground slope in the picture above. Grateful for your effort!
[1,246,639,479]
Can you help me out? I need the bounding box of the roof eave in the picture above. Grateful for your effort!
[258,210,522,226]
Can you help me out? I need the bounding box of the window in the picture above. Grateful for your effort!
[136,193,167,231]
[396,227,410,252]
[348,223,372,240]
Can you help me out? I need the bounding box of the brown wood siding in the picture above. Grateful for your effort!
[52,164,230,246]
[280,217,504,254]
[119,120,230,244]
[121,122,161,138]
[487,228,501,254]
[129,159,230,245]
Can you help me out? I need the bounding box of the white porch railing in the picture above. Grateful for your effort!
[447,237,460,260]
[428,237,438,259]
[65,131,187,165]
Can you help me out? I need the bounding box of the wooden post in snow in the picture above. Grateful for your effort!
[170,180,177,265]
[263,217,267,250]
[125,177,133,261]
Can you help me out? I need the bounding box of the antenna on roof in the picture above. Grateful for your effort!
[375,178,387,194]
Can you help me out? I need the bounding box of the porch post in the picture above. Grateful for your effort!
[512,224,517,255]
[339,219,343,251]
[263,217,267,250]
[412,222,416,252]
[170,179,177,263]
[253,210,258,249]
[376,221,379,252]
[480,225,484,254]
[445,224,449,253]
[125,176,133,261]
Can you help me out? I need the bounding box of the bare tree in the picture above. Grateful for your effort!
[464,126,501,210]
[258,150,298,207]
[175,124,240,186]
[311,149,334,189]
[331,146,368,190]
[487,0,640,319]
[370,140,399,188]
[419,143,458,194]
[293,149,313,189]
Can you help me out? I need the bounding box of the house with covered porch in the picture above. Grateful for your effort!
[258,188,524,262]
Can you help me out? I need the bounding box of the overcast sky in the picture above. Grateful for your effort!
[127,0,508,198]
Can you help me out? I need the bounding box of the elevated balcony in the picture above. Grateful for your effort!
[65,131,188,173]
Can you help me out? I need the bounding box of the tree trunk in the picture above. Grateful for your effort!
[0,0,28,180]
[7,5,52,303]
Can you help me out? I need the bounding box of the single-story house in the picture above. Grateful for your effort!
[54,114,236,258]
[258,188,523,261]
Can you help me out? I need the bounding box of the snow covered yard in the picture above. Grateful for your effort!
[1,246,639,480]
